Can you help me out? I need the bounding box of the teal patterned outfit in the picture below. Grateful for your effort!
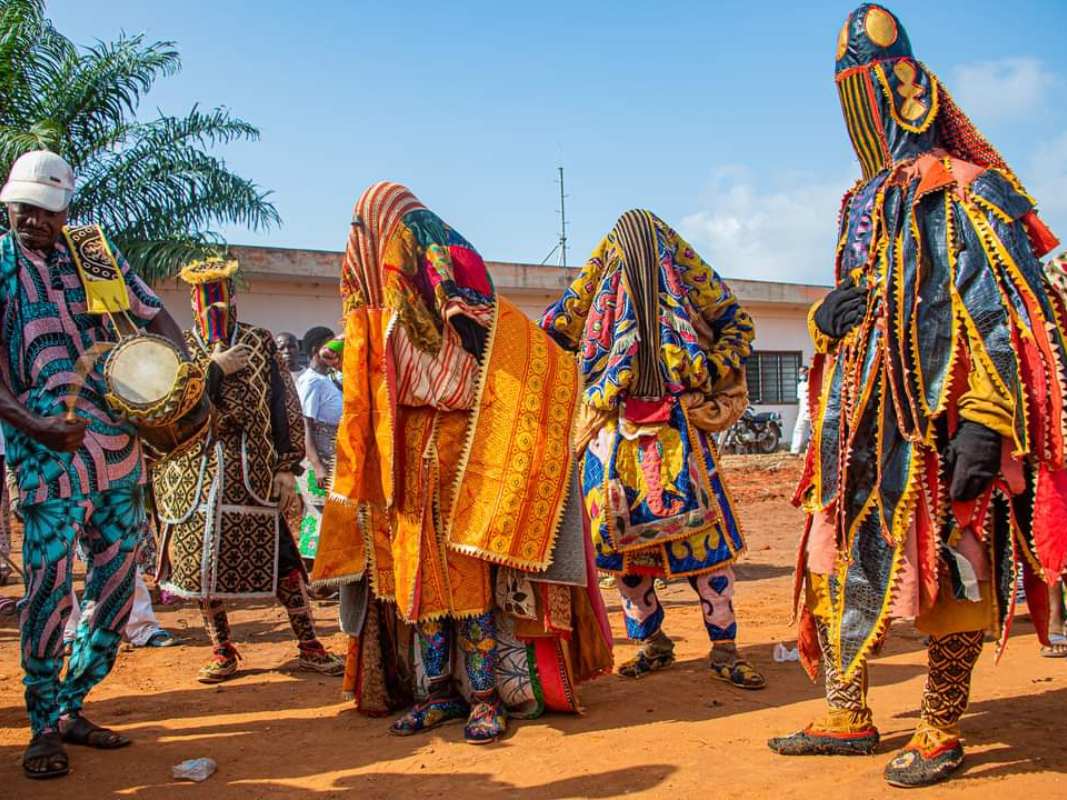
[0,230,161,735]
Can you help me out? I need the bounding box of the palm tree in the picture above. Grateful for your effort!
[0,0,279,282]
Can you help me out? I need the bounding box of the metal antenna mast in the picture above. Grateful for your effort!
[557,166,568,268]
[539,166,572,270]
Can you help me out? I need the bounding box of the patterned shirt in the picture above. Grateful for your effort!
[0,231,162,505]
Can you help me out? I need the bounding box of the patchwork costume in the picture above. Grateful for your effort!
[153,258,343,681]
[768,5,1067,788]
[312,182,613,744]
[0,226,158,736]
[540,210,763,687]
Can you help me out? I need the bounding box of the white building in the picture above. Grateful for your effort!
[155,245,828,434]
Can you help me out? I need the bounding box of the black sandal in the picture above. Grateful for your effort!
[618,643,676,679]
[23,732,70,779]
[60,715,131,749]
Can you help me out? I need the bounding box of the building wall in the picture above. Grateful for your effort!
[743,302,816,437]
[155,259,819,444]
[156,277,344,339]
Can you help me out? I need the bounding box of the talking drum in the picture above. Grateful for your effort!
[103,334,212,461]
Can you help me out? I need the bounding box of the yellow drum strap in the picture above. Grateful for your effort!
[63,224,131,314]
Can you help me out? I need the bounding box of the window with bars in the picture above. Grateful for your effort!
[745,351,802,404]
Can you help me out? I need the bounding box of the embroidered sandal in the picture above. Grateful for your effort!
[297,644,345,675]
[883,740,965,788]
[709,657,767,690]
[389,695,469,736]
[618,635,676,678]
[198,643,240,684]
[464,691,507,745]
[768,724,881,756]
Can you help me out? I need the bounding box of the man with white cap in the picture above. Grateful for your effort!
[0,150,189,779]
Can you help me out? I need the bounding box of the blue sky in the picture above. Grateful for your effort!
[50,0,1067,284]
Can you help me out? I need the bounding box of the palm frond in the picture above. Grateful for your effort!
[0,118,62,163]
[48,34,180,168]
[0,1,278,283]
[113,232,224,285]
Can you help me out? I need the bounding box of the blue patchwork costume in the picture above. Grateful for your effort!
[540,210,763,684]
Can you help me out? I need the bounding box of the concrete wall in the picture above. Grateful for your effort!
[744,302,817,438]
[153,247,825,444]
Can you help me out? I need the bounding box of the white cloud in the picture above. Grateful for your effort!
[680,167,848,285]
[1027,131,1067,251]
[950,58,1055,122]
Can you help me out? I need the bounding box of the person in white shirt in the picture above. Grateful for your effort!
[64,562,174,649]
[790,365,811,455]
[294,327,343,563]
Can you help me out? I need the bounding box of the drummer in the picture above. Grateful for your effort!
[0,151,192,779]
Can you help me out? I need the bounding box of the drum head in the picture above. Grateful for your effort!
[109,338,181,406]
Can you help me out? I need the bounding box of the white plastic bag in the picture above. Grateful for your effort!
[172,758,217,782]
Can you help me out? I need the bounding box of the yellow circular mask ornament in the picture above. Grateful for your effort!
[836,20,849,60]
[865,6,898,48]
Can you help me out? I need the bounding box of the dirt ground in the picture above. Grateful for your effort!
[0,454,1064,798]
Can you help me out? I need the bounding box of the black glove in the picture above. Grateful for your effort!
[944,421,1002,501]
[813,283,868,339]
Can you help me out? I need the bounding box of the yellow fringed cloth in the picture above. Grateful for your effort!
[313,298,579,622]
[446,298,580,570]
[312,181,580,623]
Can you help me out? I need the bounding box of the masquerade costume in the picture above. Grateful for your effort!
[153,258,343,680]
[313,182,612,744]
[0,227,159,738]
[539,210,762,686]
[768,5,1067,788]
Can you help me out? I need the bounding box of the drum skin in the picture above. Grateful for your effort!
[107,337,180,405]
[103,333,212,461]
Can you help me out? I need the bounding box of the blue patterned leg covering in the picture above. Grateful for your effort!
[19,498,86,735]
[616,574,665,641]
[57,488,143,720]
[417,618,452,684]
[458,612,497,693]
[688,566,738,643]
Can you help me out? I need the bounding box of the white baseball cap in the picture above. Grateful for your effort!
[0,150,75,212]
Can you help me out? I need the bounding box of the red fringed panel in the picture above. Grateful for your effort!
[1014,325,1050,463]
[1033,464,1067,580]
[797,605,821,682]
[1015,285,1066,467]
[915,465,940,612]
[1022,211,1060,259]
[1023,558,1052,647]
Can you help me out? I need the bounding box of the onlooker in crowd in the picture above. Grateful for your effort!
[275,331,303,374]
[64,561,175,650]
[1042,576,1067,657]
[790,365,811,455]
[294,327,343,566]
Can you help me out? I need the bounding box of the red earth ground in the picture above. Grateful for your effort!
[0,454,1063,798]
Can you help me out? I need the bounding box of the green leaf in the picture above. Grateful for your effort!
[0,0,278,283]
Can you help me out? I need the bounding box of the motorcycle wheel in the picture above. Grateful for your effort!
[757,423,781,454]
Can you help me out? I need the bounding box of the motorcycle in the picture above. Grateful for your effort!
[718,407,783,455]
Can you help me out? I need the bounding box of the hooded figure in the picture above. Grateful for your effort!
[312,182,612,745]
[152,257,344,682]
[768,5,1067,789]
[540,209,763,688]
